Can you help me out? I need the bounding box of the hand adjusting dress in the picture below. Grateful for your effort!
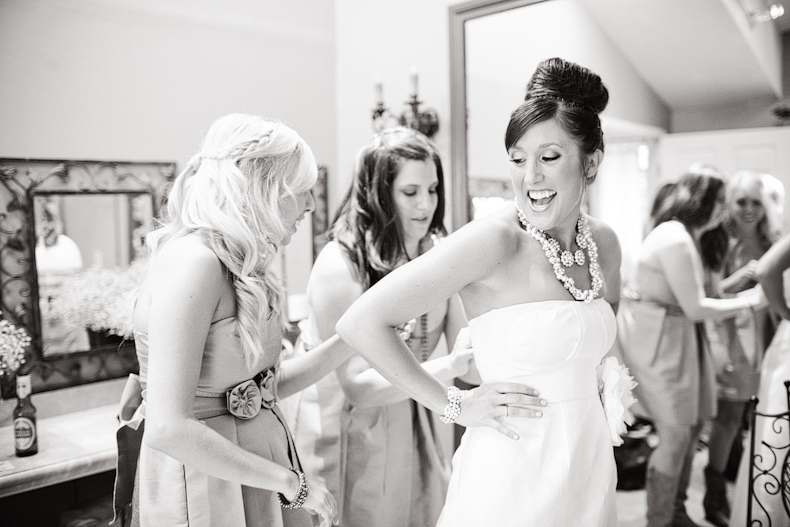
[119,316,312,527]
[436,298,618,527]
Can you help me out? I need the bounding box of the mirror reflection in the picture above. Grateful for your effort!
[34,193,154,357]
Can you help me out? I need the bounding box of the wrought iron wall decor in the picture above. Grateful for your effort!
[747,380,790,525]
[0,158,175,395]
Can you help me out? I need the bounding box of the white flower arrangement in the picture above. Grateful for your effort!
[0,319,31,376]
[597,355,638,446]
[51,259,147,340]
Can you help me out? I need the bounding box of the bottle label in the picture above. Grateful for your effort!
[16,375,31,400]
[14,417,35,451]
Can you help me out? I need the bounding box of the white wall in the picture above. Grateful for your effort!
[0,0,336,295]
[671,32,790,132]
[334,0,458,216]
[465,0,670,183]
[334,0,672,225]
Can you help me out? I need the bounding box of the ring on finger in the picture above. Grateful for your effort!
[506,406,510,417]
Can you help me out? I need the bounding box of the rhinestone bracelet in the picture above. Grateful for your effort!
[439,386,465,425]
[279,468,309,509]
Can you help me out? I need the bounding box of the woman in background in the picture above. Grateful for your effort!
[124,114,354,527]
[644,181,677,235]
[618,167,766,527]
[703,171,780,526]
[284,127,475,527]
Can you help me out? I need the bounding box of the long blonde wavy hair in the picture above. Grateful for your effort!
[147,114,317,366]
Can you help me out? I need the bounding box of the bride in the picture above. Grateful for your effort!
[337,57,622,526]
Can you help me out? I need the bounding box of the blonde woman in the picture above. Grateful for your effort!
[118,114,351,527]
[703,171,781,526]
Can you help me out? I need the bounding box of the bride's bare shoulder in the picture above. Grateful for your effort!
[586,216,620,254]
[451,205,521,256]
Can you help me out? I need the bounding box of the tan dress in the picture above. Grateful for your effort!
[617,264,716,426]
[281,303,451,527]
[115,316,312,527]
[340,314,450,527]
[706,248,774,402]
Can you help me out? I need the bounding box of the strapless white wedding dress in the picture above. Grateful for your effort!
[435,298,618,527]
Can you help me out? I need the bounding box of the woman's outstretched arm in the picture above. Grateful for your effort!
[308,242,473,408]
[654,223,765,321]
[337,217,543,440]
[756,234,790,320]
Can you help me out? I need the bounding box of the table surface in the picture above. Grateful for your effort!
[0,404,118,498]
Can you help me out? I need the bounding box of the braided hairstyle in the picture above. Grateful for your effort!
[505,57,609,181]
[331,127,446,289]
[147,114,317,367]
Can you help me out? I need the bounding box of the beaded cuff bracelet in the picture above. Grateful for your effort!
[279,468,309,509]
[439,386,464,425]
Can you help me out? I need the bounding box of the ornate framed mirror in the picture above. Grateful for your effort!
[0,159,175,394]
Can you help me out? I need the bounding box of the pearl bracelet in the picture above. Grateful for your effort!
[279,468,309,509]
[439,386,465,425]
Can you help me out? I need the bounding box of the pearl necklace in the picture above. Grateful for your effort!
[514,201,603,303]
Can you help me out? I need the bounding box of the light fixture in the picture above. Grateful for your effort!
[753,2,785,21]
[371,69,440,139]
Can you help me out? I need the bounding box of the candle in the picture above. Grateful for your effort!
[410,67,418,97]
[375,77,383,105]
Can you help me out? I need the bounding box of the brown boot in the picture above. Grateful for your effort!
[672,445,702,527]
[671,507,702,527]
[646,468,678,527]
[703,465,730,527]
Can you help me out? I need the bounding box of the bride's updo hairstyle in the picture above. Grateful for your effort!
[147,113,317,366]
[505,57,609,183]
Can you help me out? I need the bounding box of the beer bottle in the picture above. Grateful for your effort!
[13,374,37,457]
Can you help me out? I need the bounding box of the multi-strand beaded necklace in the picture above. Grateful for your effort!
[514,201,602,303]
[395,238,430,362]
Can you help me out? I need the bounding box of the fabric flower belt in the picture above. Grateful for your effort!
[226,366,278,419]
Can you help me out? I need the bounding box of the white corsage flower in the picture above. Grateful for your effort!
[597,356,637,446]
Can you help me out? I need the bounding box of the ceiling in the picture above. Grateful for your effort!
[576,0,786,109]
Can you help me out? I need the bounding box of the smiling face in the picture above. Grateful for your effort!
[508,118,596,236]
[729,179,765,228]
[391,159,439,248]
[280,188,315,246]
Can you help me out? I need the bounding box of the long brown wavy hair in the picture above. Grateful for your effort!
[331,127,446,289]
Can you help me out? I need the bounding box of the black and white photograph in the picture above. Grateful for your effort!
[1,1,790,526]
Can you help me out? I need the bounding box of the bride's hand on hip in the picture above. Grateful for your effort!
[456,382,545,440]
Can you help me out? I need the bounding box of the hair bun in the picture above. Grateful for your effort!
[526,57,609,114]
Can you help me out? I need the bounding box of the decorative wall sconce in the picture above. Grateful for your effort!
[753,2,784,21]
[737,0,785,24]
[372,70,440,139]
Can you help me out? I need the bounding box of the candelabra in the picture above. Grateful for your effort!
[372,70,439,139]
